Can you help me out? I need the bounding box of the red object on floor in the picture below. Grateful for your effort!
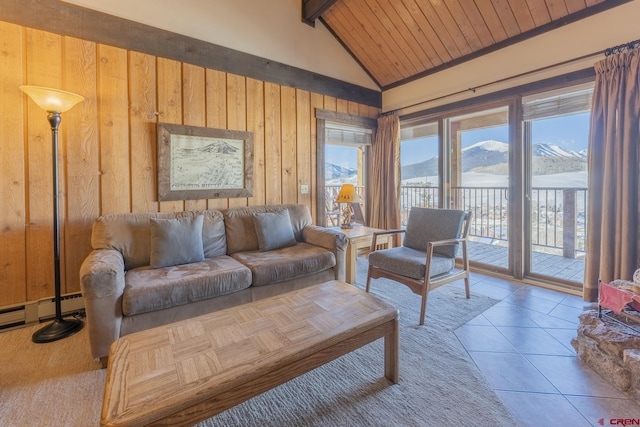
[599,281,640,314]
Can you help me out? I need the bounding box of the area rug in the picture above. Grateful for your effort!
[0,259,517,426]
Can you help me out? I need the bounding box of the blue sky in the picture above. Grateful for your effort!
[326,112,590,168]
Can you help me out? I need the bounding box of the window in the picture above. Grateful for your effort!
[400,118,439,225]
[398,75,594,290]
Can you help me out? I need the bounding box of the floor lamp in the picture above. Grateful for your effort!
[20,85,85,343]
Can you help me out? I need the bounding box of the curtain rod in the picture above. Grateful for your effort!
[394,49,603,114]
[605,38,640,56]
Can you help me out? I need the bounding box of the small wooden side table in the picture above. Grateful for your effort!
[333,225,393,284]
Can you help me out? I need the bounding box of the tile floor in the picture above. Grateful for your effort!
[455,273,640,426]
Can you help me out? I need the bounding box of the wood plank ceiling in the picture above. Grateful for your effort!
[303,0,627,89]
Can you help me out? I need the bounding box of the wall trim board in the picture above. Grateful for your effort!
[1,0,381,108]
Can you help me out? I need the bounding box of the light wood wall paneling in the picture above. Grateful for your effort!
[348,101,360,116]
[0,21,379,308]
[336,99,349,114]
[63,36,99,293]
[264,82,282,205]
[129,51,158,214]
[296,89,311,208]
[0,22,26,305]
[324,96,337,112]
[205,68,229,210]
[281,86,297,204]
[226,73,248,208]
[182,63,207,211]
[246,77,266,207]
[25,28,62,301]
[156,57,185,212]
[98,44,131,215]
[309,93,324,224]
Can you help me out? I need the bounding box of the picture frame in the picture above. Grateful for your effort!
[157,123,254,201]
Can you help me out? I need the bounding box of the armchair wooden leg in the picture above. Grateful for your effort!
[464,274,471,299]
[365,266,372,292]
[419,283,429,326]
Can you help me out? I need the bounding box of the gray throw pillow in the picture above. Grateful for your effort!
[149,215,205,268]
[252,210,297,251]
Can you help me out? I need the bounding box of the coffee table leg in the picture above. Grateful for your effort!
[384,317,399,383]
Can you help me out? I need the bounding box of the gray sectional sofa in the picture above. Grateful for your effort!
[79,204,347,364]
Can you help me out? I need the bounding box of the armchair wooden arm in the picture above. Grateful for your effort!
[370,229,406,252]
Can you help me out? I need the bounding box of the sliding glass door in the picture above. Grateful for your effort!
[446,106,511,273]
[523,84,592,284]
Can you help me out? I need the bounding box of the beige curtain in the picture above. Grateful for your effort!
[367,112,401,232]
[584,48,640,301]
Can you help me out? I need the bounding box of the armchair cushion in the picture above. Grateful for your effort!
[368,246,455,280]
[403,208,465,258]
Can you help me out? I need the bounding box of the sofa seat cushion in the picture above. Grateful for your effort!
[231,242,335,287]
[368,246,454,280]
[122,256,252,316]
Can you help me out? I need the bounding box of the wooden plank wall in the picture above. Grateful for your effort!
[0,21,379,307]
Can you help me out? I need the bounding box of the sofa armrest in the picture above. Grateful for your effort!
[302,225,348,282]
[79,248,126,363]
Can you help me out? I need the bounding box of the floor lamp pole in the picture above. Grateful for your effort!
[20,85,85,344]
[31,112,84,343]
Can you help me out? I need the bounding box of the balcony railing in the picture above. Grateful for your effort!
[326,184,587,259]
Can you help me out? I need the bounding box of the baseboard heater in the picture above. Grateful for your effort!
[0,293,85,330]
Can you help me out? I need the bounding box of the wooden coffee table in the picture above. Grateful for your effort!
[101,280,399,427]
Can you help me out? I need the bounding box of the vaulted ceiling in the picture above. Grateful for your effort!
[302,0,629,89]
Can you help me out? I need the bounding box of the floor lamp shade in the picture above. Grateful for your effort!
[20,85,84,343]
[19,86,84,113]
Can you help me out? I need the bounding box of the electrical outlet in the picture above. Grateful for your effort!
[301,185,309,194]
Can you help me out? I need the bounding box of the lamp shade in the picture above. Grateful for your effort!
[335,184,358,203]
[19,85,84,113]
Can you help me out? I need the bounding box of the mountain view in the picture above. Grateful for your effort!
[325,140,588,188]
[401,140,588,182]
[325,162,358,185]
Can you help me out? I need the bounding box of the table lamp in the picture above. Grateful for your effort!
[335,184,358,229]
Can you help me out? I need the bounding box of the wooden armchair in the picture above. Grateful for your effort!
[365,207,472,325]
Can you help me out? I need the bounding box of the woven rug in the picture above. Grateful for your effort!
[0,259,516,426]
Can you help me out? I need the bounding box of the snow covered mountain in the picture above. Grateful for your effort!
[533,143,587,159]
[325,162,357,181]
[402,140,588,180]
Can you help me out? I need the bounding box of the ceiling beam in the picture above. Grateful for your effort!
[302,0,338,27]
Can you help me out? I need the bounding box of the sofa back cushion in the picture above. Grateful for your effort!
[252,210,297,251]
[92,210,226,270]
[150,215,205,268]
[223,204,312,255]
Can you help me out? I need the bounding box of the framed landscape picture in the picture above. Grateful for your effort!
[157,123,254,201]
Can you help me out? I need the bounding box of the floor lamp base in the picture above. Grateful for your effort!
[32,317,84,344]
